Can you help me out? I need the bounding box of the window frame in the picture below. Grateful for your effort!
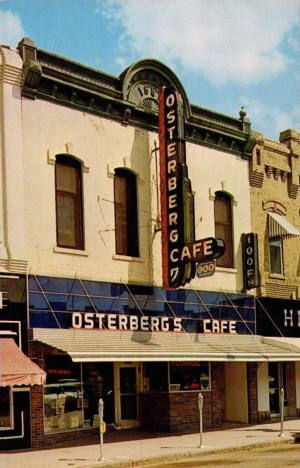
[214,191,234,268]
[168,362,211,393]
[114,168,139,257]
[55,155,84,250]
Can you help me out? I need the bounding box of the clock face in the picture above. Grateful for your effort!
[128,82,159,111]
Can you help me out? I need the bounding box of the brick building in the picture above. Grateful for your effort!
[249,129,300,419]
[1,38,300,449]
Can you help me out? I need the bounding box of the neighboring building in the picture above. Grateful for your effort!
[1,37,299,449]
[249,129,300,419]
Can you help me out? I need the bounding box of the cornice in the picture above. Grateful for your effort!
[18,39,255,159]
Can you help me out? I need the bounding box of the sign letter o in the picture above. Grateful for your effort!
[166,93,175,108]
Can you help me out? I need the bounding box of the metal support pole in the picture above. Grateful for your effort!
[198,392,205,448]
[98,398,105,461]
[279,387,285,437]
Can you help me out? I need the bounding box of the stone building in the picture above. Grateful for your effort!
[0,37,299,449]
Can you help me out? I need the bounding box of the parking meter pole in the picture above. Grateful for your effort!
[198,393,204,448]
[98,398,104,461]
[279,388,285,437]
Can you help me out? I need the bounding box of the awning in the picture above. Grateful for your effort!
[0,339,46,386]
[263,337,300,352]
[32,328,300,362]
[268,212,300,239]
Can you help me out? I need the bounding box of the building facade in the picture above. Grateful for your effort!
[1,37,300,449]
[249,129,300,419]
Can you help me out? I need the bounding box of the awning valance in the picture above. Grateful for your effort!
[268,212,300,239]
[32,328,300,362]
[0,339,46,386]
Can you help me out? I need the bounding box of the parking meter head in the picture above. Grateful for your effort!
[198,392,203,410]
[98,397,104,418]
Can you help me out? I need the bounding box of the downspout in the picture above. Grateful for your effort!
[0,45,12,266]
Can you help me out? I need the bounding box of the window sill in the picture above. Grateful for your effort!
[216,267,237,274]
[53,246,88,256]
[269,273,285,280]
[112,254,143,263]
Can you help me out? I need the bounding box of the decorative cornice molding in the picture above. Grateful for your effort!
[18,39,255,160]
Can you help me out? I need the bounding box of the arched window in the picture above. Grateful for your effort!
[214,191,233,268]
[55,155,84,250]
[114,168,139,257]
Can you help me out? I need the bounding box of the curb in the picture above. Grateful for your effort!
[87,436,294,468]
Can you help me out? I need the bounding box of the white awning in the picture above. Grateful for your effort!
[268,212,300,239]
[263,337,300,352]
[32,328,300,362]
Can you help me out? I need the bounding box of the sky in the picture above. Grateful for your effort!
[0,0,299,140]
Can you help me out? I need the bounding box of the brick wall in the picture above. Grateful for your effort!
[247,362,259,424]
[140,392,170,431]
[140,362,225,434]
[250,130,300,299]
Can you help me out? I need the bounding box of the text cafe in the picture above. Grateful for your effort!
[26,274,300,447]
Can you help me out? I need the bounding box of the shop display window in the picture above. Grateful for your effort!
[43,353,114,433]
[143,362,168,391]
[44,355,83,433]
[169,362,210,392]
[0,387,12,429]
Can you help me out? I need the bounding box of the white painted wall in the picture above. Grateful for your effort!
[21,96,251,291]
[257,362,270,412]
[225,362,248,423]
[0,46,28,273]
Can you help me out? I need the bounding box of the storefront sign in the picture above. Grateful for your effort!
[202,319,236,334]
[196,260,216,278]
[159,86,194,289]
[72,312,183,331]
[29,276,256,335]
[158,86,225,289]
[256,297,300,337]
[242,233,259,290]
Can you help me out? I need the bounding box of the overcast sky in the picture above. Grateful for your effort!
[0,0,299,140]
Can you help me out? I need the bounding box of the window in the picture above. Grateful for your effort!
[269,238,284,275]
[55,155,84,249]
[44,354,114,433]
[214,191,233,268]
[256,149,261,165]
[0,387,12,428]
[114,169,139,257]
[169,362,210,392]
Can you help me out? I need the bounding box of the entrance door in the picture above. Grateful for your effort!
[268,362,280,415]
[115,363,139,428]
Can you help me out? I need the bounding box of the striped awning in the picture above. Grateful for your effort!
[32,328,300,362]
[268,212,300,239]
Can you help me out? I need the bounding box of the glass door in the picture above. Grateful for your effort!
[268,362,279,415]
[115,363,140,428]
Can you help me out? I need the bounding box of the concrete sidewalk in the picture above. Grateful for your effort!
[0,419,299,468]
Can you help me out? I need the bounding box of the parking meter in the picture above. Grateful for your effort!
[98,398,105,461]
[279,388,285,437]
[198,393,204,448]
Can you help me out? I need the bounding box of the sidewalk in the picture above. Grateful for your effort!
[0,419,299,468]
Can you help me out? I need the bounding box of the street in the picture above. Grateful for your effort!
[138,442,300,468]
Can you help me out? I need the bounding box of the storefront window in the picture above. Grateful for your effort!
[43,353,114,433]
[143,362,168,391]
[44,355,82,433]
[0,387,12,428]
[169,362,210,391]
